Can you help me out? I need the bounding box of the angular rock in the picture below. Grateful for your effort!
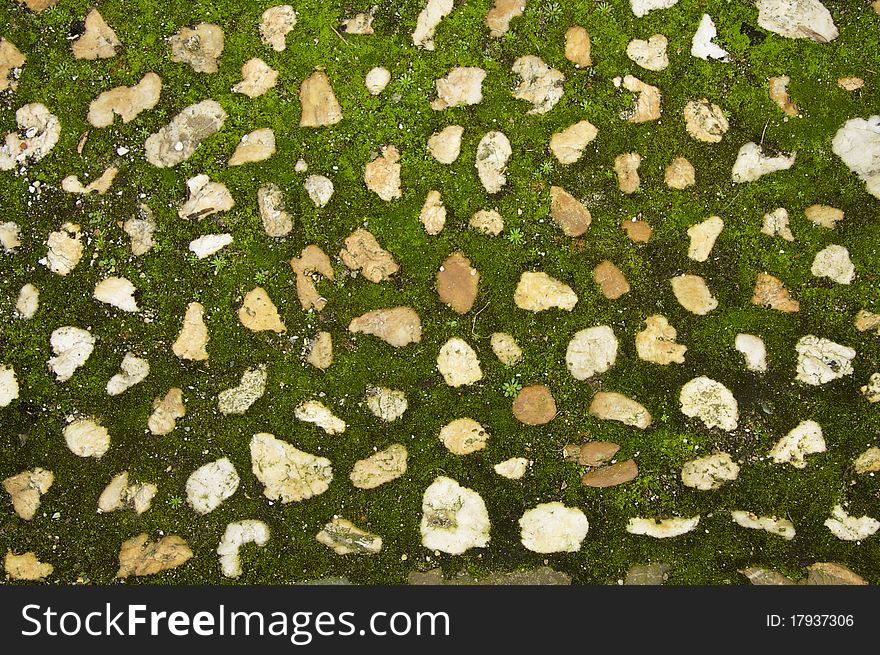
[549,186,591,236]
[860,373,880,403]
[627,34,668,71]
[3,468,53,520]
[238,287,285,333]
[769,75,799,116]
[88,72,162,127]
[731,511,796,540]
[218,366,266,415]
[145,100,226,168]
[594,260,630,300]
[439,418,489,455]
[805,204,843,229]
[486,0,525,37]
[290,245,334,311]
[148,388,185,436]
[94,276,139,313]
[47,326,94,381]
[437,252,479,314]
[62,166,118,195]
[631,0,679,17]
[679,377,739,431]
[619,75,661,123]
[116,534,192,578]
[755,0,838,43]
[691,14,729,60]
[317,517,382,555]
[299,70,342,127]
[589,392,651,429]
[520,503,589,553]
[833,117,880,199]
[512,384,556,425]
[490,332,522,366]
[770,420,826,468]
[189,233,233,260]
[565,26,592,67]
[258,183,292,237]
[0,103,60,170]
[124,204,156,256]
[419,190,446,234]
[364,145,401,200]
[437,337,482,387]
[581,459,638,488]
[186,458,239,515]
[430,67,486,110]
[41,222,83,275]
[420,477,490,554]
[365,387,408,422]
[614,152,641,193]
[365,66,391,95]
[305,331,333,370]
[670,274,717,315]
[64,417,110,458]
[732,142,796,183]
[549,121,597,165]
[106,353,149,396]
[627,516,700,537]
[304,174,333,208]
[169,23,223,73]
[681,452,740,490]
[348,307,422,347]
[295,400,346,435]
[98,471,157,515]
[232,58,277,98]
[413,0,453,50]
[687,215,724,262]
[0,365,19,408]
[72,10,120,60]
[494,457,530,479]
[250,433,333,503]
[636,315,686,365]
[217,520,270,578]
[4,552,53,581]
[475,131,511,193]
[340,230,397,283]
[340,8,375,35]
[854,447,880,474]
[805,562,867,586]
[350,444,408,489]
[751,272,799,312]
[566,325,618,380]
[515,271,577,311]
[229,128,275,166]
[512,55,564,115]
[665,157,696,189]
[0,222,20,252]
[811,244,854,284]
[762,207,794,240]
[795,335,855,385]
[427,125,464,164]
[0,39,25,92]
[260,5,297,51]
[824,505,879,541]
[838,77,864,91]
[173,302,209,361]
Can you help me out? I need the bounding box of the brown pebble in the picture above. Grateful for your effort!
[578,441,620,467]
[593,260,630,300]
[512,384,556,425]
[436,252,480,314]
[622,219,651,242]
[550,186,591,237]
[581,459,638,487]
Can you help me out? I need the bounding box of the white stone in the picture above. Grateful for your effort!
[494,457,530,480]
[420,476,490,555]
[47,326,95,382]
[41,223,83,275]
[627,516,700,538]
[0,221,20,251]
[681,453,740,490]
[217,520,270,578]
[178,174,234,219]
[294,400,346,434]
[64,418,110,458]
[770,420,826,468]
[514,271,577,312]
[520,503,589,553]
[316,517,383,555]
[832,117,880,199]
[731,511,796,540]
[475,131,511,193]
[250,433,333,503]
[413,0,453,50]
[430,67,486,110]
[98,471,157,515]
[260,5,297,51]
[626,34,669,71]
[630,0,679,17]
[106,353,149,396]
[186,458,240,515]
[755,0,838,43]
[304,174,334,208]
[732,142,796,183]
[93,276,139,312]
[437,338,483,387]
[490,332,523,366]
[189,233,233,259]
[565,326,618,380]
[0,365,19,407]
[735,334,767,372]
[365,387,408,422]
[15,283,38,319]
[761,207,794,241]
[0,103,61,170]
[691,14,729,61]
[795,335,855,385]
[824,505,879,541]
[365,67,391,95]
[228,128,275,166]
[679,377,739,431]
[811,244,854,284]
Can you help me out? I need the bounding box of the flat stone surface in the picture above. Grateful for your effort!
[512,384,556,425]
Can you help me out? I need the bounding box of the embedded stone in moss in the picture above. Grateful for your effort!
[218,520,270,578]
[837,77,864,91]
[93,276,139,313]
[258,183,292,237]
[229,128,276,166]
[470,208,504,235]
[305,331,333,370]
[436,252,479,314]
[186,458,240,515]
[854,447,880,474]
[549,186,591,236]
[494,457,530,479]
[41,222,83,275]
[795,335,854,385]
[148,388,185,436]
[232,58,278,98]
[0,103,60,170]
[630,0,679,17]
[290,245,334,310]
[731,511,795,540]
[348,307,422,347]
[626,34,668,71]
[0,39,25,92]
[317,517,382,555]
[62,166,118,195]
[427,125,464,164]
[173,302,209,361]
[98,471,157,515]
[567,441,620,467]
[341,229,399,282]
[71,9,120,60]
[0,221,19,252]
[625,563,671,585]
[260,5,297,51]
[810,244,854,284]
[684,100,728,142]
[769,420,826,468]
[413,0,453,50]
[295,400,346,435]
[589,392,651,429]
[619,76,661,123]
[430,66,486,110]
[664,156,695,189]
[626,516,700,538]
[594,260,630,299]
[365,66,390,95]
[804,563,867,585]
[0,365,19,408]
[189,233,233,260]
[805,204,843,229]
[581,459,638,488]
[679,377,739,431]
[420,476,490,554]
[566,325,618,379]
[106,353,149,396]
[512,55,564,115]
[299,70,343,127]
[366,387,408,422]
[564,26,592,68]
[169,23,224,73]
[64,417,110,458]
[15,283,38,319]
[437,337,483,387]
[218,366,266,416]
[490,332,522,366]
[761,207,794,241]
[735,334,767,373]
[475,131,511,193]
[671,274,717,315]
[855,309,880,334]
[116,534,193,578]
[340,7,375,34]
[687,215,723,262]
[519,503,588,553]
[144,100,226,168]
[515,271,577,312]
[486,0,525,37]
[824,505,879,541]
[636,315,686,365]
[769,75,799,116]
[364,145,402,200]
[614,152,641,193]
[349,444,408,489]
[740,568,795,585]
[751,272,799,312]
[691,14,728,61]
[549,121,597,165]
[512,384,556,425]
[622,217,653,241]
[731,142,796,183]
[3,468,53,521]
[303,174,333,207]
[681,452,740,490]
[88,72,162,127]
[238,287,286,333]
[755,0,838,43]
[47,326,95,381]
[250,433,333,503]
[4,551,53,581]
[439,418,489,455]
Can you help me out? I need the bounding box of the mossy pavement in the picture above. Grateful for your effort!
[1,0,879,584]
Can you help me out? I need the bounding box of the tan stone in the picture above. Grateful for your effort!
[169,23,223,73]
[569,441,619,467]
[145,100,226,168]
[620,76,661,123]
[564,26,592,67]
[855,309,880,334]
[178,174,234,219]
[17,0,58,10]
[348,307,422,347]
[854,447,880,474]
[762,207,794,240]
[684,99,729,142]
[229,128,275,166]
[0,40,26,92]
[350,444,408,489]
[665,157,695,189]
[838,77,864,91]
[622,218,652,242]
[512,384,556,425]
[437,338,482,387]
[549,120,597,165]
[232,58,278,98]
[514,271,577,311]
[42,222,83,276]
[72,10,120,60]
[626,34,668,71]
[341,229,398,282]
[238,287,285,333]
[173,302,209,361]
[260,5,297,51]
[550,186,591,236]
[439,418,489,455]
[413,0,453,50]
[340,8,375,35]
[431,67,486,110]
[437,252,480,314]
[687,216,724,262]
[470,209,504,235]
[512,55,565,115]
[64,418,110,458]
[581,460,638,487]
[614,152,641,193]
[475,131,511,193]
[490,332,522,366]
[88,73,162,127]
[420,190,447,234]
[805,563,867,586]
[62,166,118,195]
[427,125,464,164]
[636,315,686,365]
[250,433,332,503]
[751,273,800,312]
[769,75,799,116]
[3,468,53,520]
[486,0,525,37]
[0,103,60,171]
[593,260,630,300]
[290,245,334,311]
[589,392,651,429]
[117,534,193,578]
[316,518,382,555]
[305,331,333,370]
[299,70,342,127]
[671,274,718,315]
[258,183,292,237]
[805,204,843,229]
[364,145,402,200]
[148,388,185,435]
[5,551,53,580]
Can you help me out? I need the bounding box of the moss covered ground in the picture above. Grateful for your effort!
[1,0,879,584]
